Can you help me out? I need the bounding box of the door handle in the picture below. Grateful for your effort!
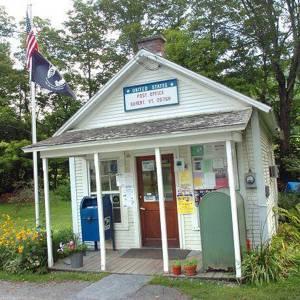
[140,207,146,211]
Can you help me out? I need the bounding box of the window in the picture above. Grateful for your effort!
[191,143,229,190]
[89,159,121,223]
[141,158,174,202]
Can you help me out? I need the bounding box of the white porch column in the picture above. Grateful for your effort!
[226,140,242,278]
[155,147,169,273]
[33,151,39,227]
[94,153,106,271]
[42,158,53,268]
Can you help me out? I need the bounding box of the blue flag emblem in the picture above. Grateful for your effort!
[31,51,76,98]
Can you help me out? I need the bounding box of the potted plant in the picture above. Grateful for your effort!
[68,240,84,268]
[183,259,198,276]
[171,260,182,276]
[57,239,84,268]
[79,243,88,256]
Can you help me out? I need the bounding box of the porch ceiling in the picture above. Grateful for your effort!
[23,109,251,154]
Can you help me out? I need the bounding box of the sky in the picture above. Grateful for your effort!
[0,0,73,28]
[0,0,74,67]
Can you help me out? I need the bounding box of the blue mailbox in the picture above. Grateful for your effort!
[80,195,115,250]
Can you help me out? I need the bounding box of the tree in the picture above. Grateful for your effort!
[0,140,32,194]
[147,0,191,30]
[65,0,125,99]
[235,0,300,159]
[100,0,152,54]
[0,6,15,40]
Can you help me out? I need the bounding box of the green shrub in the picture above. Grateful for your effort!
[278,192,300,210]
[50,183,71,202]
[7,181,36,204]
[0,140,32,195]
[0,215,47,274]
[242,239,287,285]
[243,204,300,285]
[275,205,300,274]
[52,227,74,262]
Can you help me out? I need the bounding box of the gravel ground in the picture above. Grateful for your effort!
[0,277,189,300]
[0,280,91,300]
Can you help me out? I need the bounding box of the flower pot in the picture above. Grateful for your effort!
[172,265,182,276]
[70,252,83,268]
[184,265,197,276]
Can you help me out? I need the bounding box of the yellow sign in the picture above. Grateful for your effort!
[177,196,195,214]
[179,170,192,186]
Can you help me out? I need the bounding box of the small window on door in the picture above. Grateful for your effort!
[141,158,173,201]
[89,159,121,223]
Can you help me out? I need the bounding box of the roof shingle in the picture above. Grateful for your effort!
[24,109,252,151]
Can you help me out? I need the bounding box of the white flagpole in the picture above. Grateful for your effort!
[28,4,40,228]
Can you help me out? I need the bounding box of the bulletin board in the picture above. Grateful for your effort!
[191,143,229,190]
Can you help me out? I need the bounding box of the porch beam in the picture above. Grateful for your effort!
[39,130,243,158]
[155,147,169,273]
[226,140,242,278]
[94,153,106,271]
[42,158,54,268]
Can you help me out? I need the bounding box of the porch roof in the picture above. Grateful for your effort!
[24,108,251,152]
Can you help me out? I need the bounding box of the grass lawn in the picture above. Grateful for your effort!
[0,198,72,231]
[0,271,108,282]
[151,274,300,300]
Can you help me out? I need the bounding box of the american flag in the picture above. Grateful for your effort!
[26,11,38,68]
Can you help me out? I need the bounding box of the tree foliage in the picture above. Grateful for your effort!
[0,0,300,195]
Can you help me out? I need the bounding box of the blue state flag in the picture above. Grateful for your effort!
[31,51,76,98]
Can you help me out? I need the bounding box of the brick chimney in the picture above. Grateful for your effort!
[137,35,166,56]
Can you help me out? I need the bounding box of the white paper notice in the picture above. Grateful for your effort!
[213,158,224,169]
[203,172,216,189]
[142,160,155,172]
[117,173,133,187]
[122,186,134,208]
[119,173,134,208]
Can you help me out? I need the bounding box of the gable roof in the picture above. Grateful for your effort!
[54,49,272,136]
[24,109,251,152]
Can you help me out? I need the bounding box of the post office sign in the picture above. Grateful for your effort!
[123,78,179,111]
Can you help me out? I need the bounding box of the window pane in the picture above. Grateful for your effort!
[110,160,118,173]
[112,195,121,223]
[110,175,118,191]
[101,175,110,191]
[100,161,109,175]
[90,162,96,193]
[162,159,173,201]
[113,208,121,223]
[142,160,158,201]
[141,158,174,202]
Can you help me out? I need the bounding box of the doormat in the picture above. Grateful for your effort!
[120,248,191,260]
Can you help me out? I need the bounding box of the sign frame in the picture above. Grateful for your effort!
[123,78,179,112]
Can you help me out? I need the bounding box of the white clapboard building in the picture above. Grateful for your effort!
[24,36,278,278]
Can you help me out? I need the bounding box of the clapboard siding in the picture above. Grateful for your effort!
[260,125,277,237]
[114,208,136,249]
[240,124,262,246]
[73,157,87,240]
[75,63,247,130]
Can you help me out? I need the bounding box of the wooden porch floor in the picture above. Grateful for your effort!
[53,249,164,275]
[51,249,236,280]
